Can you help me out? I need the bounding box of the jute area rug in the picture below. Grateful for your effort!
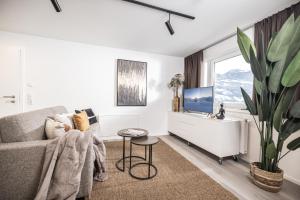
[91,139,237,200]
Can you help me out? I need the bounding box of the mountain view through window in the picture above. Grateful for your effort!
[214,55,253,108]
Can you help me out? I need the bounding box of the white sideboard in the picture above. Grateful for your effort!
[168,112,245,164]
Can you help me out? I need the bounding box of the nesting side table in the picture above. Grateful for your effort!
[129,136,159,180]
[115,128,149,172]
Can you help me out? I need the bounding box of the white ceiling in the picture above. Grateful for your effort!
[0,0,298,57]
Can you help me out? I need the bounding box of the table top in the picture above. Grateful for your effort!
[131,136,159,146]
[117,128,149,138]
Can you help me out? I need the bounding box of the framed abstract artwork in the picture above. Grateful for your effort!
[117,59,147,106]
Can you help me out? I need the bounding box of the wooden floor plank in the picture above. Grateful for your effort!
[160,135,300,200]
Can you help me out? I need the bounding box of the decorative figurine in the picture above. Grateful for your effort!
[216,103,225,119]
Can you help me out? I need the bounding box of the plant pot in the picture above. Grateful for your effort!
[250,162,283,193]
[172,96,180,112]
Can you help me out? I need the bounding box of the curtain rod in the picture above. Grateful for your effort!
[189,1,299,55]
[201,24,254,51]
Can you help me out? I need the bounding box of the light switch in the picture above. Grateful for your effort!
[26,94,32,105]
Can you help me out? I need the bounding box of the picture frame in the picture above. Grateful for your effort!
[117,59,147,106]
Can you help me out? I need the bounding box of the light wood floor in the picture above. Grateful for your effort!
[159,134,300,200]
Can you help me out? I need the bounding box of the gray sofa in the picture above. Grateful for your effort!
[0,106,96,200]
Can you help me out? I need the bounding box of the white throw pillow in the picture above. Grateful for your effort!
[54,113,74,129]
[45,118,66,139]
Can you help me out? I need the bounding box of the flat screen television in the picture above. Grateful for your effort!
[183,86,214,114]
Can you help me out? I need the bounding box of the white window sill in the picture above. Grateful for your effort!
[214,105,250,114]
[214,107,254,122]
[225,108,250,115]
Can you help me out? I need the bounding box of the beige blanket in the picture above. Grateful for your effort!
[93,134,107,182]
[34,130,107,200]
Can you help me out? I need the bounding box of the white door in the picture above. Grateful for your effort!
[0,47,23,117]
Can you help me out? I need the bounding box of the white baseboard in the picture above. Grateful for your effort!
[102,136,122,141]
[284,174,300,186]
[240,157,300,186]
[149,132,169,136]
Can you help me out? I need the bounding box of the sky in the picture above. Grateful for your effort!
[184,87,213,99]
[215,55,250,74]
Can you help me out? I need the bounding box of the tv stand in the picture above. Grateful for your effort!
[184,111,211,117]
[168,112,243,164]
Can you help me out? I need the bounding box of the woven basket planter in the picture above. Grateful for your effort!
[250,162,283,193]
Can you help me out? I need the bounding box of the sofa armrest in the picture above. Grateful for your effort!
[0,138,94,200]
[0,140,53,200]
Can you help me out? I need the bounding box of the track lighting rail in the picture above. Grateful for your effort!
[122,0,195,20]
[50,0,62,12]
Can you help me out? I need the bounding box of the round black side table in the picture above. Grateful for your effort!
[129,136,159,180]
[115,128,148,172]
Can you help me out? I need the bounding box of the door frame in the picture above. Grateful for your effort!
[0,46,25,116]
[19,47,25,113]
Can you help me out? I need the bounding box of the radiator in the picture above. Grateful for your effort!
[239,119,249,154]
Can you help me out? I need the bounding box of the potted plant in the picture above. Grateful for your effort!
[237,14,300,192]
[168,74,184,112]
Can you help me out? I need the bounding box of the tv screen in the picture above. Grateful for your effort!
[183,86,214,113]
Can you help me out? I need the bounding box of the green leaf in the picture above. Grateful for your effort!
[287,16,300,60]
[290,100,300,118]
[287,137,300,151]
[274,112,283,133]
[241,87,257,115]
[266,142,276,159]
[261,86,270,120]
[273,87,297,131]
[258,30,270,77]
[267,14,295,62]
[266,64,272,77]
[254,78,262,95]
[267,32,277,52]
[278,16,300,85]
[281,50,300,87]
[237,28,256,63]
[249,47,265,81]
[256,97,263,121]
[280,119,300,141]
[268,56,287,93]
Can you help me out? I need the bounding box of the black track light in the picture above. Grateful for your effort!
[165,13,174,35]
[51,0,62,12]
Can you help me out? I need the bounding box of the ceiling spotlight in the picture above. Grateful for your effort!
[165,13,174,35]
[51,0,62,12]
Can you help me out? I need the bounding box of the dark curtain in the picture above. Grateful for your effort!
[254,1,300,103]
[184,50,203,89]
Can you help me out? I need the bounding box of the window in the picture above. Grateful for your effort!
[213,54,253,108]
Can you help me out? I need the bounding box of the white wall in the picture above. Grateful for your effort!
[1,29,299,185]
[0,31,184,138]
[202,27,300,185]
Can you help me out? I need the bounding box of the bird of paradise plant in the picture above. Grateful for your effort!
[237,14,300,173]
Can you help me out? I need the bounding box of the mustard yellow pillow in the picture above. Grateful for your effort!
[73,111,90,131]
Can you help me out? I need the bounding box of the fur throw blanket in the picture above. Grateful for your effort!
[34,130,107,200]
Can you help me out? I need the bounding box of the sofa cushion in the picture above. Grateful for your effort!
[75,108,98,125]
[0,106,67,143]
[45,118,66,139]
[73,111,90,131]
[54,113,74,129]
